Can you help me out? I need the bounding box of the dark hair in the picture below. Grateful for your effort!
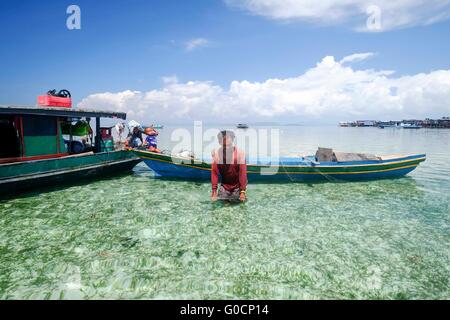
[217,130,235,142]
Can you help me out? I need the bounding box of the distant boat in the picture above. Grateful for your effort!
[339,121,356,127]
[379,123,399,129]
[152,125,164,130]
[402,123,422,129]
[237,124,249,129]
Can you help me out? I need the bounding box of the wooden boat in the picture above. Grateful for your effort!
[403,124,422,129]
[0,105,141,195]
[379,122,400,129]
[132,149,426,182]
[402,123,422,129]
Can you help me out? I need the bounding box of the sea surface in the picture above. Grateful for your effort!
[0,126,449,299]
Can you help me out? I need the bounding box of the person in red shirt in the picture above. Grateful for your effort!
[211,130,247,202]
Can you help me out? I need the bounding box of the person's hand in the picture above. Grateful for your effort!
[239,191,247,202]
[211,191,218,202]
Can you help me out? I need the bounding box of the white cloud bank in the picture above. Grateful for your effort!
[78,53,450,123]
[225,0,450,31]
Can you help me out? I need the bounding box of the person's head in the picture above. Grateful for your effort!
[145,127,157,136]
[217,130,235,147]
[133,127,140,134]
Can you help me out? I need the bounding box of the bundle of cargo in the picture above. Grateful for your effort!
[37,89,72,108]
[315,147,381,162]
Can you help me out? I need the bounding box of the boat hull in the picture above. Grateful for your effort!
[134,150,426,183]
[0,151,141,195]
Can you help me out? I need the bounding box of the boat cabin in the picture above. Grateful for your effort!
[0,105,127,164]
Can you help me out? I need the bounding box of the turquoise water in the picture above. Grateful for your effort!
[0,126,449,299]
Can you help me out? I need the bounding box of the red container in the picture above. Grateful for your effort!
[38,95,72,108]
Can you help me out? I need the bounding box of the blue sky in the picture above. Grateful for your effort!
[1,0,450,123]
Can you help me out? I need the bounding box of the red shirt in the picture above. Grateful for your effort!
[211,147,247,192]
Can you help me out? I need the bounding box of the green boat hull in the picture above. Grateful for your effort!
[0,151,141,195]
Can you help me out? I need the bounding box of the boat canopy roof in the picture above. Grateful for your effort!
[0,105,127,120]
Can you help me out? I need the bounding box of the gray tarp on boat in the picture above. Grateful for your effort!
[316,147,381,162]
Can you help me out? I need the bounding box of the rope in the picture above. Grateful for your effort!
[303,157,343,183]
[278,157,343,183]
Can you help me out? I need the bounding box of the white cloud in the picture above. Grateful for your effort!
[340,52,375,64]
[78,53,450,123]
[184,38,209,51]
[162,75,179,85]
[224,0,450,31]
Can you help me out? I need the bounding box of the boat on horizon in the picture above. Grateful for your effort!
[237,123,249,129]
[402,123,422,129]
[379,122,400,129]
[132,148,426,183]
[0,105,141,195]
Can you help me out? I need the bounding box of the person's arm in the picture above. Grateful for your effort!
[238,150,248,201]
[211,150,219,201]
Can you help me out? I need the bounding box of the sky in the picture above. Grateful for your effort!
[0,0,450,124]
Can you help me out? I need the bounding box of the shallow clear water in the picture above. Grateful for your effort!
[0,126,449,299]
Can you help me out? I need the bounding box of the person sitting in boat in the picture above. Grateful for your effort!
[211,130,247,202]
[144,127,161,153]
[127,126,144,148]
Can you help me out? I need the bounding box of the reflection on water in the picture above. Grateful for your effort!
[0,126,449,299]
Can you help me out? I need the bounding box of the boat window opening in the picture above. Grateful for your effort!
[0,117,20,159]
[99,127,115,152]
[61,117,94,155]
